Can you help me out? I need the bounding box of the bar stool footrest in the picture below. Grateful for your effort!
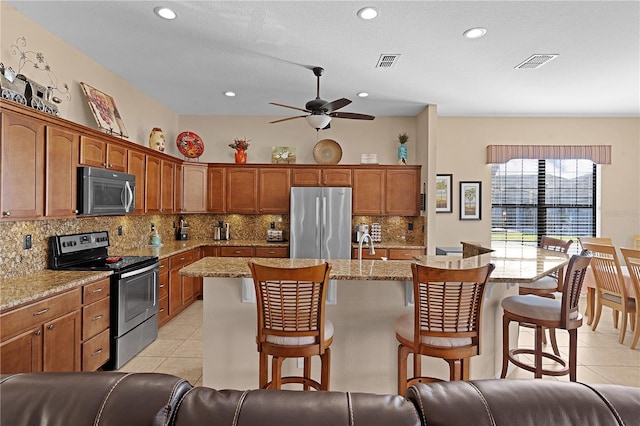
[508,348,569,377]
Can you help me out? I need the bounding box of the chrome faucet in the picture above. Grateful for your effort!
[358,232,376,261]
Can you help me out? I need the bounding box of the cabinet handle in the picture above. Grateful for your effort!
[92,348,103,356]
[34,330,41,336]
[159,307,165,312]
[33,308,50,316]
[74,209,79,214]
[92,314,104,321]
[47,324,54,330]
[159,284,165,288]
[3,211,11,217]
[91,287,104,293]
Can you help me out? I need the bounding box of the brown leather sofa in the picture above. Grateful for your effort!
[1,372,638,426]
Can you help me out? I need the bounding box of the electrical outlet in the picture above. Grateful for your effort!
[23,234,32,250]
[117,225,123,236]
[408,222,414,231]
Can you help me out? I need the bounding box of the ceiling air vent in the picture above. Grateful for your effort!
[376,54,401,69]
[514,54,559,70]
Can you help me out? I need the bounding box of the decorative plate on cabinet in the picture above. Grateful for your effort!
[313,139,342,164]
[176,131,204,159]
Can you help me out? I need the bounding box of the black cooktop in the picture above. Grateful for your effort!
[60,256,158,273]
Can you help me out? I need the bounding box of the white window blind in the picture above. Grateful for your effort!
[491,159,596,254]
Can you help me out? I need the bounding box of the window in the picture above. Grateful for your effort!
[491,159,597,254]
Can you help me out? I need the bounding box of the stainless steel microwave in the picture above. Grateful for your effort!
[77,166,135,216]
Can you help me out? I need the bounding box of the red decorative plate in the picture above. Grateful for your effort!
[176,131,204,158]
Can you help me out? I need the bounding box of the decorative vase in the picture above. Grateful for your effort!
[398,143,407,165]
[149,127,166,152]
[235,149,247,164]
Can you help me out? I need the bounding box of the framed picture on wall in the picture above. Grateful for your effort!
[460,181,482,220]
[80,82,128,137]
[435,174,453,213]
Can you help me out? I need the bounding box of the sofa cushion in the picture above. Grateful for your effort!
[0,372,191,426]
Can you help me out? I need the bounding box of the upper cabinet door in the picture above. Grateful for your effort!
[106,144,127,172]
[78,136,106,168]
[181,163,207,213]
[226,168,258,213]
[45,126,78,217]
[161,160,176,213]
[352,169,384,215]
[385,168,420,216]
[258,168,290,213]
[145,155,162,213]
[322,168,352,186]
[1,112,44,219]
[127,149,146,213]
[208,166,226,213]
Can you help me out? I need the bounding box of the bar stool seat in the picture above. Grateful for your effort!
[501,254,591,381]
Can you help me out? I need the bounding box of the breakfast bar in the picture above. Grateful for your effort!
[180,244,568,394]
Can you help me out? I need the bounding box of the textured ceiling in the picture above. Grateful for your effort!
[7,1,640,118]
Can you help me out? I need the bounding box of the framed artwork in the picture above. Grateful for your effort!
[272,146,296,164]
[460,181,482,220]
[435,174,453,213]
[80,82,128,137]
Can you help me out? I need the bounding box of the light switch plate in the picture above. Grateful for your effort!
[23,234,32,250]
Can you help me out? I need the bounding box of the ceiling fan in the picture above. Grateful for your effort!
[269,67,375,130]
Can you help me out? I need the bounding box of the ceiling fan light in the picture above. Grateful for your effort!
[154,7,177,20]
[357,7,379,20]
[306,115,332,129]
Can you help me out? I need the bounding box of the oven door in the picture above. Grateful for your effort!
[114,262,159,336]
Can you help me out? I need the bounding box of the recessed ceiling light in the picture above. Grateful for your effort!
[154,6,176,20]
[463,27,487,39]
[357,92,369,98]
[357,7,379,20]
[224,91,236,97]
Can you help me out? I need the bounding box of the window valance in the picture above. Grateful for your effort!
[486,145,611,164]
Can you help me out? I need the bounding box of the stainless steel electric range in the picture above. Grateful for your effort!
[49,231,159,370]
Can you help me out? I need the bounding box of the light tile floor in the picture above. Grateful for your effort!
[117,297,640,388]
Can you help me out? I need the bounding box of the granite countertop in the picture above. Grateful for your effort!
[0,270,112,311]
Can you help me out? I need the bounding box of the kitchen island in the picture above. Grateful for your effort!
[181,245,568,394]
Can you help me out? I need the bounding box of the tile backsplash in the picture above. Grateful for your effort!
[0,214,424,279]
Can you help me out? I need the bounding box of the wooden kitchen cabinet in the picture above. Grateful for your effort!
[291,167,352,187]
[219,246,254,257]
[158,258,170,327]
[81,278,110,371]
[220,246,288,258]
[254,247,289,258]
[168,249,198,319]
[0,288,82,374]
[388,248,425,260]
[226,167,258,213]
[45,126,79,217]
[258,167,290,213]
[145,155,162,213]
[1,111,44,219]
[127,149,146,213]
[181,163,208,213]
[385,168,420,216]
[353,169,385,215]
[352,247,388,259]
[161,160,177,213]
[79,135,127,171]
[353,166,421,216]
[208,166,225,213]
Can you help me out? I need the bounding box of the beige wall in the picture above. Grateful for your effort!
[1,3,179,148]
[434,117,640,248]
[3,3,638,251]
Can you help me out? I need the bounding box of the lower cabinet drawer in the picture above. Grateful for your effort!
[82,328,110,371]
[219,247,254,257]
[254,247,289,258]
[158,296,169,326]
[159,271,169,299]
[82,297,110,341]
[352,248,388,259]
[388,248,425,260]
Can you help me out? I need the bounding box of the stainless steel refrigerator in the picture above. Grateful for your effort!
[290,187,352,259]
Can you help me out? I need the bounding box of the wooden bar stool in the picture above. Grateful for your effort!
[500,254,591,381]
[395,262,495,395]
[248,261,332,391]
[517,236,573,355]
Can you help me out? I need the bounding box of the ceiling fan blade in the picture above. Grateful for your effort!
[322,98,351,113]
[269,115,307,124]
[269,102,310,113]
[329,111,375,120]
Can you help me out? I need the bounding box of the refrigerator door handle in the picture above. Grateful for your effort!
[315,196,321,242]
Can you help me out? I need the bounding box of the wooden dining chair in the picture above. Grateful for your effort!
[633,235,640,250]
[501,254,591,381]
[248,261,333,390]
[581,243,634,345]
[578,236,613,249]
[395,262,495,395]
[578,237,614,325]
[517,236,573,356]
[620,248,640,349]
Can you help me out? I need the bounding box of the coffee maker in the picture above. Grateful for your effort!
[214,221,230,241]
